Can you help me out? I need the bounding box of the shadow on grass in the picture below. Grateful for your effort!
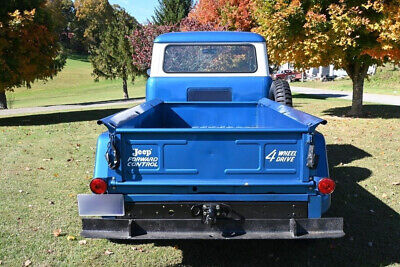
[40,97,145,108]
[67,53,89,62]
[0,108,125,126]
[323,104,400,119]
[131,144,398,266]
[294,93,348,100]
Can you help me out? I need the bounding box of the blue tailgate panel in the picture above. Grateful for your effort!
[121,132,304,186]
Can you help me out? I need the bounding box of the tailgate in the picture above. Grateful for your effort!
[117,130,312,193]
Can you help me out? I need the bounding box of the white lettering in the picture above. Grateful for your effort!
[266,150,297,163]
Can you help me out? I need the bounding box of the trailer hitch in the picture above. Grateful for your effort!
[198,204,231,226]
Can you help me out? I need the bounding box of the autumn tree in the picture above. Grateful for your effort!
[179,17,227,31]
[253,0,400,116]
[188,0,255,31]
[46,0,75,48]
[128,24,178,74]
[90,6,138,99]
[74,0,114,47]
[152,0,193,25]
[0,0,66,109]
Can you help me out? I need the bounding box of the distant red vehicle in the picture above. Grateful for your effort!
[274,70,302,82]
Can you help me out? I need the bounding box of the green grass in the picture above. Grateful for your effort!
[294,64,400,95]
[6,57,146,109]
[0,96,399,266]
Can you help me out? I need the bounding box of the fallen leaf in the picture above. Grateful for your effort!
[53,173,59,178]
[19,190,23,193]
[37,167,45,170]
[43,158,53,161]
[67,235,76,241]
[47,249,53,254]
[53,229,62,237]
[131,247,137,251]
[24,260,32,266]
[78,240,87,245]
[67,158,73,162]
[49,201,55,205]
[138,248,145,253]
[392,181,400,186]
[28,205,33,208]
[104,250,114,255]
[382,193,387,199]
[25,167,31,171]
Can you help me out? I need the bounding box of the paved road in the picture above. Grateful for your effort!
[291,86,400,106]
[0,98,145,116]
[1,87,399,116]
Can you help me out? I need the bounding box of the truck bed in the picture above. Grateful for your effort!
[97,98,326,195]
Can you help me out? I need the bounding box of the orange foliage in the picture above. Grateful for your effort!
[253,0,400,69]
[188,0,255,31]
[0,8,64,91]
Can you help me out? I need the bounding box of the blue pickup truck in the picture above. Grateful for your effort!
[77,32,344,239]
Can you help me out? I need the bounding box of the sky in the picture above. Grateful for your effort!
[109,0,159,23]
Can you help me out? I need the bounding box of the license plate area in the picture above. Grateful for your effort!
[78,194,125,216]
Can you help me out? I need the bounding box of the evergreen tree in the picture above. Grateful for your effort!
[90,5,138,99]
[152,0,193,25]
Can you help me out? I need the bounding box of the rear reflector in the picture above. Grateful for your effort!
[318,178,336,194]
[90,178,107,194]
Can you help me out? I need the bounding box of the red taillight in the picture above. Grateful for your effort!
[90,178,107,194]
[318,178,336,194]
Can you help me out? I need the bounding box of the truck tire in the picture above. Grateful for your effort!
[269,79,293,107]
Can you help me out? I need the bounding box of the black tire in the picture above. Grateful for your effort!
[269,79,293,107]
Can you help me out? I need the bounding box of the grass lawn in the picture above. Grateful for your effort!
[294,64,400,96]
[6,56,146,109]
[0,96,399,266]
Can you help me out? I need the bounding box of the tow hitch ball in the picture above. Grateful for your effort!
[195,204,229,225]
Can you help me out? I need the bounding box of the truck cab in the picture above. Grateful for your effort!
[77,32,343,239]
[146,32,272,102]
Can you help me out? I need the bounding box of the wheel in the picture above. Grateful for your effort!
[269,79,293,107]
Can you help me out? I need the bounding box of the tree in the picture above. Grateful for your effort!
[128,23,178,73]
[74,0,114,47]
[46,0,75,48]
[152,0,193,25]
[90,6,138,99]
[0,0,66,109]
[188,0,255,31]
[253,0,400,116]
[179,17,227,31]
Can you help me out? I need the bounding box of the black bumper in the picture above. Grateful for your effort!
[81,217,344,239]
[81,202,344,239]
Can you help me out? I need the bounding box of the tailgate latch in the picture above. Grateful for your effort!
[105,133,120,170]
[306,134,318,169]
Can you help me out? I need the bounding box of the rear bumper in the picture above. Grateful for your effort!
[78,195,342,239]
[81,217,344,239]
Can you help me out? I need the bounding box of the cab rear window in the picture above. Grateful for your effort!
[163,44,257,73]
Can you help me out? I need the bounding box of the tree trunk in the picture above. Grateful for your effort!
[0,90,7,109]
[345,63,369,117]
[122,78,129,99]
[349,75,365,116]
